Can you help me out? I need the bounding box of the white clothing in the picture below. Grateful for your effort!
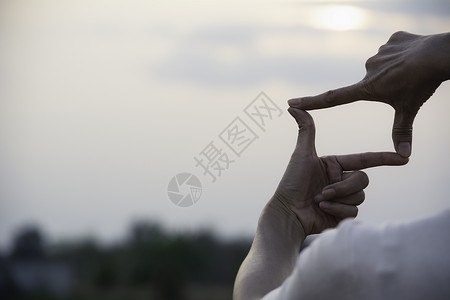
[262,209,450,300]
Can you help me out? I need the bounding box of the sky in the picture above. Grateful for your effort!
[0,0,449,249]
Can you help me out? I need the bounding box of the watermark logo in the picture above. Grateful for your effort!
[168,92,282,207]
[218,117,258,157]
[167,173,202,207]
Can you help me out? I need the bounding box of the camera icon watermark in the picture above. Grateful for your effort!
[167,173,202,207]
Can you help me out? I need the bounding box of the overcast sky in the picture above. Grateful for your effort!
[1,0,449,249]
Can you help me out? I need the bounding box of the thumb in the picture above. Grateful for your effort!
[288,108,317,157]
[392,110,416,158]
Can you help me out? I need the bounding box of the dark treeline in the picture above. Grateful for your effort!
[0,222,253,300]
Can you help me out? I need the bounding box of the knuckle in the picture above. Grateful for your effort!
[352,206,359,218]
[377,43,390,53]
[324,90,337,105]
[392,126,412,138]
[322,155,336,166]
[389,30,408,42]
[321,155,337,170]
[353,170,369,189]
[365,56,375,70]
[322,155,343,184]
[358,154,370,168]
[361,172,369,187]
[360,190,366,201]
[355,190,366,205]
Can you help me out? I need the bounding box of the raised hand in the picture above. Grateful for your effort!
[233,108,409,300]
[288,31,450,157]
[275,108,409,235]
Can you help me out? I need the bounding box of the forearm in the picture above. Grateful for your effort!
[233,197,305,300]
[437,32,450,79]
[425,32,450,81]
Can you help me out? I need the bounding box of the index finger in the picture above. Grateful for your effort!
[334,152,409,171]
[288,81,368,110]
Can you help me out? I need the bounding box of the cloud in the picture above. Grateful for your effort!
[152,49,363,87]
[356,0,450,17]
[149,22,368,88]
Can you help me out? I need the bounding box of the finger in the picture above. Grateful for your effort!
[316,190,365,206]
[315,190,365,205]
[334,152,409,171]
[392,110,416,158]
[334,190,365,206]
[288,108,317,157]
[319,201,359,219]
[317,171,368,200]
[287,82,368,110]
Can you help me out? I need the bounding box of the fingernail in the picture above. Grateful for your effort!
[322,189,336,200]
[288,98,301,106]
[319,201,330,210]
[314,194,324,203]
[398,142,411,157]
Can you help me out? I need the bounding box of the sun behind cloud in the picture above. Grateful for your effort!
[308,5,368,31]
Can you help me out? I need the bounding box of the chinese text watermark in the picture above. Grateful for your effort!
[168,92,282,207]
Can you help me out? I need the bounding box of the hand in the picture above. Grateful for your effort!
[288,31,450,157]
[275,108,409,235]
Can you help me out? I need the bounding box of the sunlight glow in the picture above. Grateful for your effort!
[309,5,367,31]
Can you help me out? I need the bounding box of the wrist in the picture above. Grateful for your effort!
[440,33,450,79]
[427,32,450,80]
[266,196,307,242]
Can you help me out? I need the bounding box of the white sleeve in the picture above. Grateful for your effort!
[263,210,450,300]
